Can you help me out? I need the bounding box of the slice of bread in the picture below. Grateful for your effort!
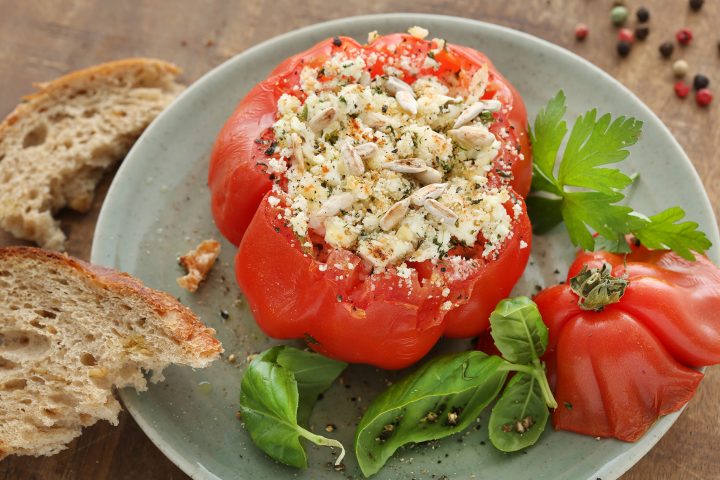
[0,247,222,460]
[0,58,184,250]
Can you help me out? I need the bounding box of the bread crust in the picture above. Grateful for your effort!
[0,58,181,136]
[0,246,221,360]
[0,58,184,250]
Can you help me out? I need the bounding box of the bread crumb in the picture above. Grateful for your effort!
[177,239,221,292]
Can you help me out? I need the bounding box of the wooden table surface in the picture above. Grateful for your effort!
[1,0,718,479]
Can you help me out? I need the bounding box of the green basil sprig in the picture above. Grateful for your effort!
[355,296,557,477]
[355,351,508,477]
[488,296,557,451]
[239,346,347,468]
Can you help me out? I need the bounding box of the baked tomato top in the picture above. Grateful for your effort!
[210,31,533,368]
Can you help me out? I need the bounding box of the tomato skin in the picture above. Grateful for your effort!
[235,192,530,369]
[535,244,720,441]
[213,34,534,368]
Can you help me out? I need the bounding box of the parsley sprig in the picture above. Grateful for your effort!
[527,91,711,260]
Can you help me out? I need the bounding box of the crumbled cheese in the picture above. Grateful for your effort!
[520,240,528,249]
[267,195,281,207]
[269,45,514,275]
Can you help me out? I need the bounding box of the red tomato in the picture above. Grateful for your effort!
[535,242,720,441]
[210,34,533,368]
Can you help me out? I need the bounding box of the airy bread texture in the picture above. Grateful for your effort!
[0,58,184,250]
[0,247,222,460]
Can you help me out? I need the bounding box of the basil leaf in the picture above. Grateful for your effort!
[490,296,548,364]
[275,347,348,424]
[488,371,550,452]
[239,346,346,468]
[354,351,508,477]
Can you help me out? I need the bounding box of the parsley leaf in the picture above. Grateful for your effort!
[528,91,711,260]
[628,207,712,260]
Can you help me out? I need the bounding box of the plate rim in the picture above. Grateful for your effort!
[91,12,720,480]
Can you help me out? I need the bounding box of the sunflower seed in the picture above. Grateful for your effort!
[317,192,355,217]
[359,70,371,86]
[423,198,458,225]
[395,90,418,115]
[468,64,489,102]
[354,142,379,159]
[448,125,496,150]
[309,106,337,132]
[290,133,305,173]
[341,143,365,176]
[452,100,503,128]
[410,183,447,206]
[363,111,394,128]
[384,76,415,97]
[384,158,428,173]
[380,199,410,231]
[411,166,443,185]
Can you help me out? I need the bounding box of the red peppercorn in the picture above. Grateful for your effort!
[618,28,634,43]
[676,29,693,46]
[696,88,713,106]
[674,81,691,98]
[575,23,589,41]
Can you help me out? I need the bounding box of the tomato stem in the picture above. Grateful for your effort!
[570,263,628,311]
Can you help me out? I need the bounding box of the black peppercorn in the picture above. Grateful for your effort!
[617,40,632,57]
[693,74,710,90]
[635,27,650,41]
[636,7,650,22]
[689,0,704,11]
[332,36,342,47]
[659,41,674,58]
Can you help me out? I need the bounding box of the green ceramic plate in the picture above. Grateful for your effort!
[91,13,719,480]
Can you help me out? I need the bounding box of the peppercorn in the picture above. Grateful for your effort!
[635,27,650,41]
[618,28,634,43]
[617,41,632,57]
[659,41,674,58]
[611,6,629,26]
[674,81,690,98]
[693,74,709,90]
[673,59,689,77]
[689,0,704,11]
[696,88,713,106]
[636,7,650,22]
[575,23,589,41]
[676,29,693,46]
[332,36,342,47]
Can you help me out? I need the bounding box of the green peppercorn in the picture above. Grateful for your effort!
[611,6,629,26]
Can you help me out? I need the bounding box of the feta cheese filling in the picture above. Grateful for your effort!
[268,47,520,270]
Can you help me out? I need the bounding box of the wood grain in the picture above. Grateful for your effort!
[0,0,718,479]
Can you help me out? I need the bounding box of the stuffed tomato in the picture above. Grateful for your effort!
[209,30,533,369]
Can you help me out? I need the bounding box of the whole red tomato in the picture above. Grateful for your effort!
[535,242,720,441]
[209,33,533,369]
